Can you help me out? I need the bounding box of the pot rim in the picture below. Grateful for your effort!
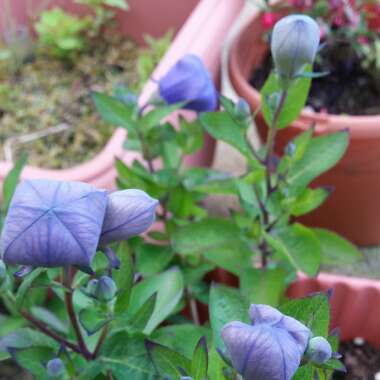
[229,9,380,139]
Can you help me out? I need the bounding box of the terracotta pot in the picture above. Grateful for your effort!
[0,0,243,189]
[229,9,380,246]
[287,273,380,349]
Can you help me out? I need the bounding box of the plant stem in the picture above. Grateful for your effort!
[62,267,93,361]
[264,90,288,193]
[92,324,109,358]
[20,310,82,355]
[186,288,200,325]
[258,90,289,268]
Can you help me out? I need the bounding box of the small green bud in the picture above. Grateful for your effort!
[306,336,332,364]
[46,358,66,378]
[86,278,98,297]
[95,276,117,302]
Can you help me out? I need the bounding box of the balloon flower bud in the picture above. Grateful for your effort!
[306,336,332,364]
[99,189,158,246]
[95,275,117,302]
[46,358,66,378]
[221,304,311,380]
[271,15,320,80]
[234,98,251,122]
[158,54,217,112]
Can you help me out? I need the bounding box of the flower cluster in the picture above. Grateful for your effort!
[0,180,158,269]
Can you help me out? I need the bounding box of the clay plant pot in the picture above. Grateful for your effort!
[287,273,380,349]
[228,9,380,246]
[0,0,243,189]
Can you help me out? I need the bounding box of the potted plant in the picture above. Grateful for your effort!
[0,0,243,189]
[227,0,380,246]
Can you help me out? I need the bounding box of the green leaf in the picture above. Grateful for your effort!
[136,243,174,276]
[15,268,45,308]
[191,336,208,380]
[113,242,134,317]
[265,223,321,276]
[290,187,330,216]
[261,70,311,129]
[100,333,156,380]
[288,127,314,162]
[152,324,212,359]
[200,111,252,158]
[209,285,249,350]
[280,292,330,337]
[172,218,247,256]
[203,240,253,276]
[128,267,184,334]
[12,347,53,379]
[30,306,68,335]
[287,131,349,195]
[177,117,204,155]
[126,293,157,333]
[140,102,185,131]
[313,228,362,265]
[293,364,314,379]
[0,327,59,357]
[93,92,136,131]
[145,340,192,378]
[240,267,287,306]
[208,346,229,380]
[2,153,27,213]
[79,308,111,336]
[104,0,129,10]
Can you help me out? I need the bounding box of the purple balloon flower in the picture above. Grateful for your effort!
[158,54,217,112]
[99,189,158,246]
[1,180,108,268]
[221,304,311,380]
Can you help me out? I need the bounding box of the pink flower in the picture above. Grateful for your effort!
[262,12,279,30]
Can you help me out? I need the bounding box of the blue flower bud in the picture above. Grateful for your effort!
[271,15,320,79]
[99,189,158,246]
[95,275,117,302]
[221,304,311,380]
[46,358,66,378]
[158,54,217,112]
[234,98,251,121]
[1,180,108,268]
[306,336,332,364]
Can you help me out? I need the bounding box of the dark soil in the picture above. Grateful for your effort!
[333,340,380,380]
[250,42,380,116]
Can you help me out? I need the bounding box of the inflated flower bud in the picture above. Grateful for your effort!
[95,275,117,302]
[221,304,311,380]
[99,189,158,246]
[234,98,251,122]
[271,15,320,80]
[46,358,66,378]
[1,180,107,268]
[306,336,332,364]
[158,54,217,112]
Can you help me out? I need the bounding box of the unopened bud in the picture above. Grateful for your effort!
[46,358,66,378]
[86,279,98,297]
[306,336,332,364]
[271,15,320,80]
[95,276,117,302]
[234,98,251,121]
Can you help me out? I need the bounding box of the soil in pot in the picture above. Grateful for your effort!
[0,30,170,169]
[332,339,380,380]
[250,42,380,116]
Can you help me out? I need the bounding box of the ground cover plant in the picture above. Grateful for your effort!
[0,13,362,380]
[0,0,172,169]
